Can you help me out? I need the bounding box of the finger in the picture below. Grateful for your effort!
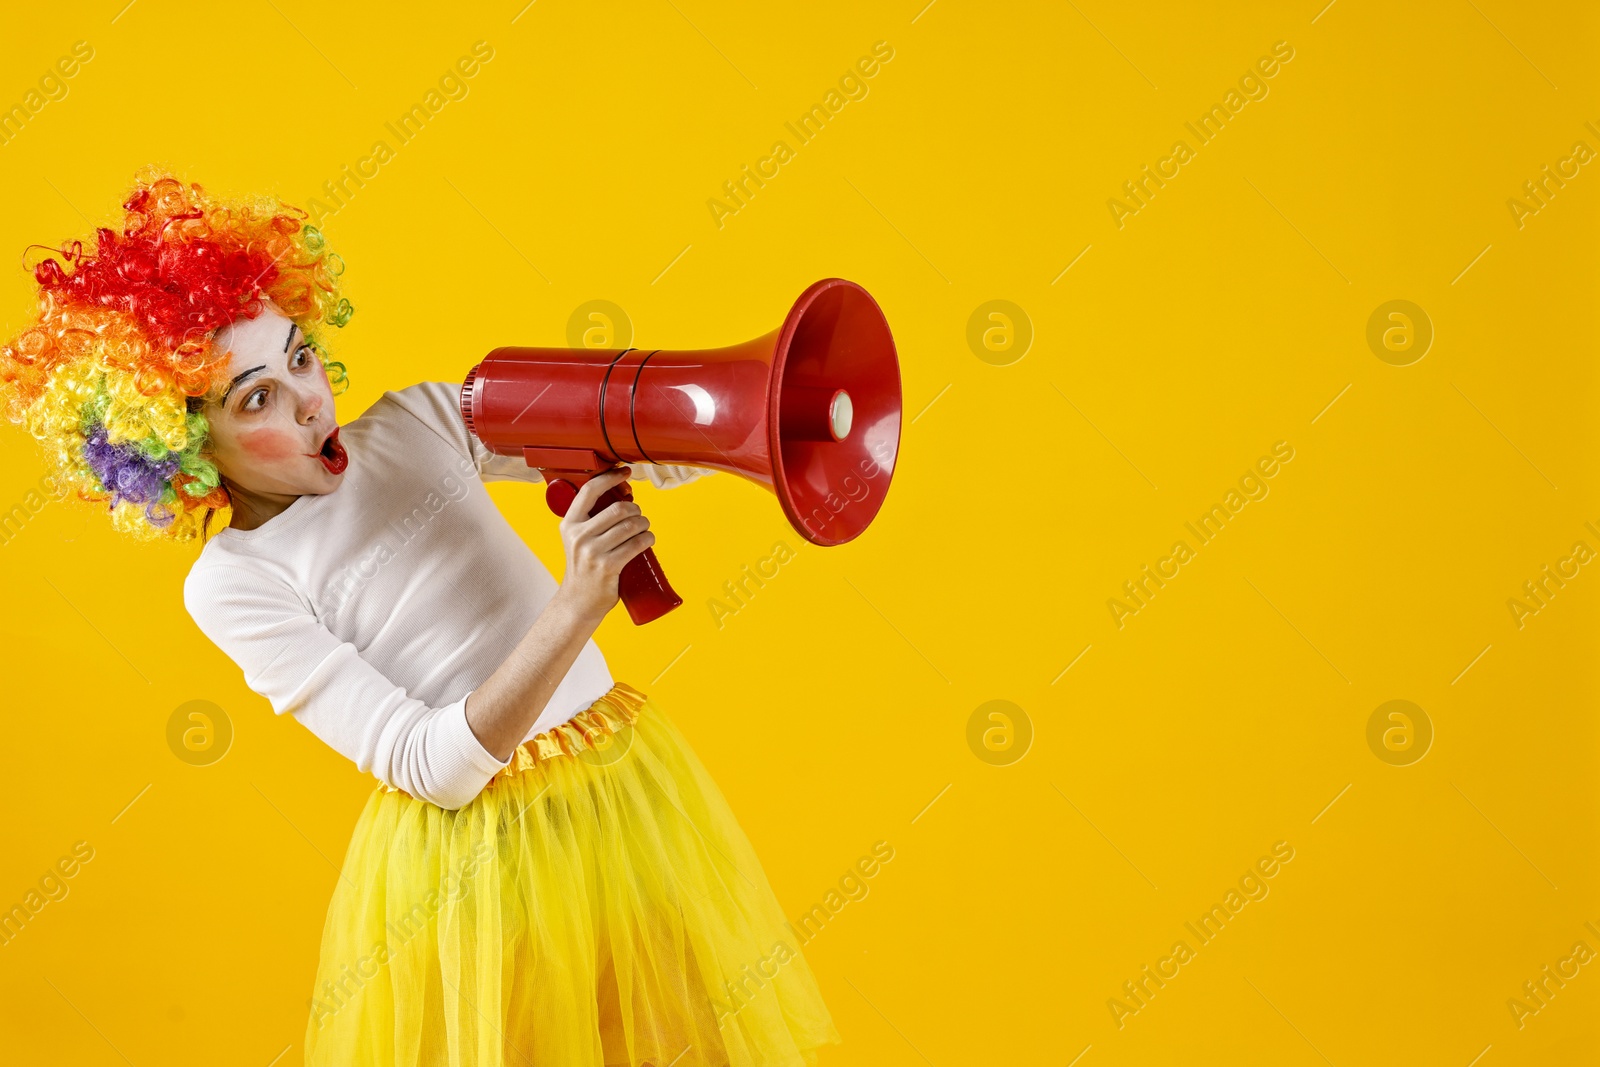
[568,466,633,518]
[575,500,640,534]
[566,472,616,518]
[608,528,657,565]
[591,514,650,555]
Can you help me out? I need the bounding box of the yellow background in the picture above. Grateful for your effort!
[0,1,1595,1064]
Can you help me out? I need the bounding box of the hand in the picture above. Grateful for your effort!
[557,466,655,619]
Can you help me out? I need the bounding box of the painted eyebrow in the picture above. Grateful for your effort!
[217,326,303,404]
[221,366,267,404]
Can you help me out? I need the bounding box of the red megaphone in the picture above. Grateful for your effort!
[460,277,902,625]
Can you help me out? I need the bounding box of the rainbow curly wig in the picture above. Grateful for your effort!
[0,170,352,543]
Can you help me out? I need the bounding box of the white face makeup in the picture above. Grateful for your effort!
[201,304,347,519]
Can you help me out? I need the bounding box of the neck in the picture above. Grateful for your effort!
[225,483,301,531]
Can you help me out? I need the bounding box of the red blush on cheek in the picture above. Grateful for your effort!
[238,428,305,462]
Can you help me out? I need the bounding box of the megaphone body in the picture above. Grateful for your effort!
[460,278,902,624]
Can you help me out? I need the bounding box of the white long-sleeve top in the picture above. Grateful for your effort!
[182,380,710,809]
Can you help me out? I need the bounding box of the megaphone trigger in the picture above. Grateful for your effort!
[543,467,635,521]
[543,477,578,519]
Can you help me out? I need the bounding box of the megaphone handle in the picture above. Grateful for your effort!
[543,474,684,626]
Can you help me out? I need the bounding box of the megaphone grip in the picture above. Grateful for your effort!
[545,476,683,626]
[617,545,683,625]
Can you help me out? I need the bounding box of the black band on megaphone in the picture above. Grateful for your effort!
[596,348,635,465]
[628,350,661,465]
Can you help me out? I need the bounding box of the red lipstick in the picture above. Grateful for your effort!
[312,427,348,475]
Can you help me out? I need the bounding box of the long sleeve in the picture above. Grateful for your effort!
[479,450,713,491]
[183,562,510,809]
[629,462,715,490]
[395,381,716,490]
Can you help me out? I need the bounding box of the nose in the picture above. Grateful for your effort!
[298,386,324,425]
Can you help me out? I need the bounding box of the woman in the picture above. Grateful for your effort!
[2,171,839,1066]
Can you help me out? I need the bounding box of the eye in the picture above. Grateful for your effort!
[241,384,270,412]
[293,341,316,369]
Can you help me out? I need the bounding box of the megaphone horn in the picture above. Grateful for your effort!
[460,277,902,625]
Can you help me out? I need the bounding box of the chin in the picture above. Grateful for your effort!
[309,469,347,493]
[286,461,345,495]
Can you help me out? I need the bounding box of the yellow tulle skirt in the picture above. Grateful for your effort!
[304,682,840,1066]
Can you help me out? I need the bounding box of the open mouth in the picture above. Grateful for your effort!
[312,427,348,475]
